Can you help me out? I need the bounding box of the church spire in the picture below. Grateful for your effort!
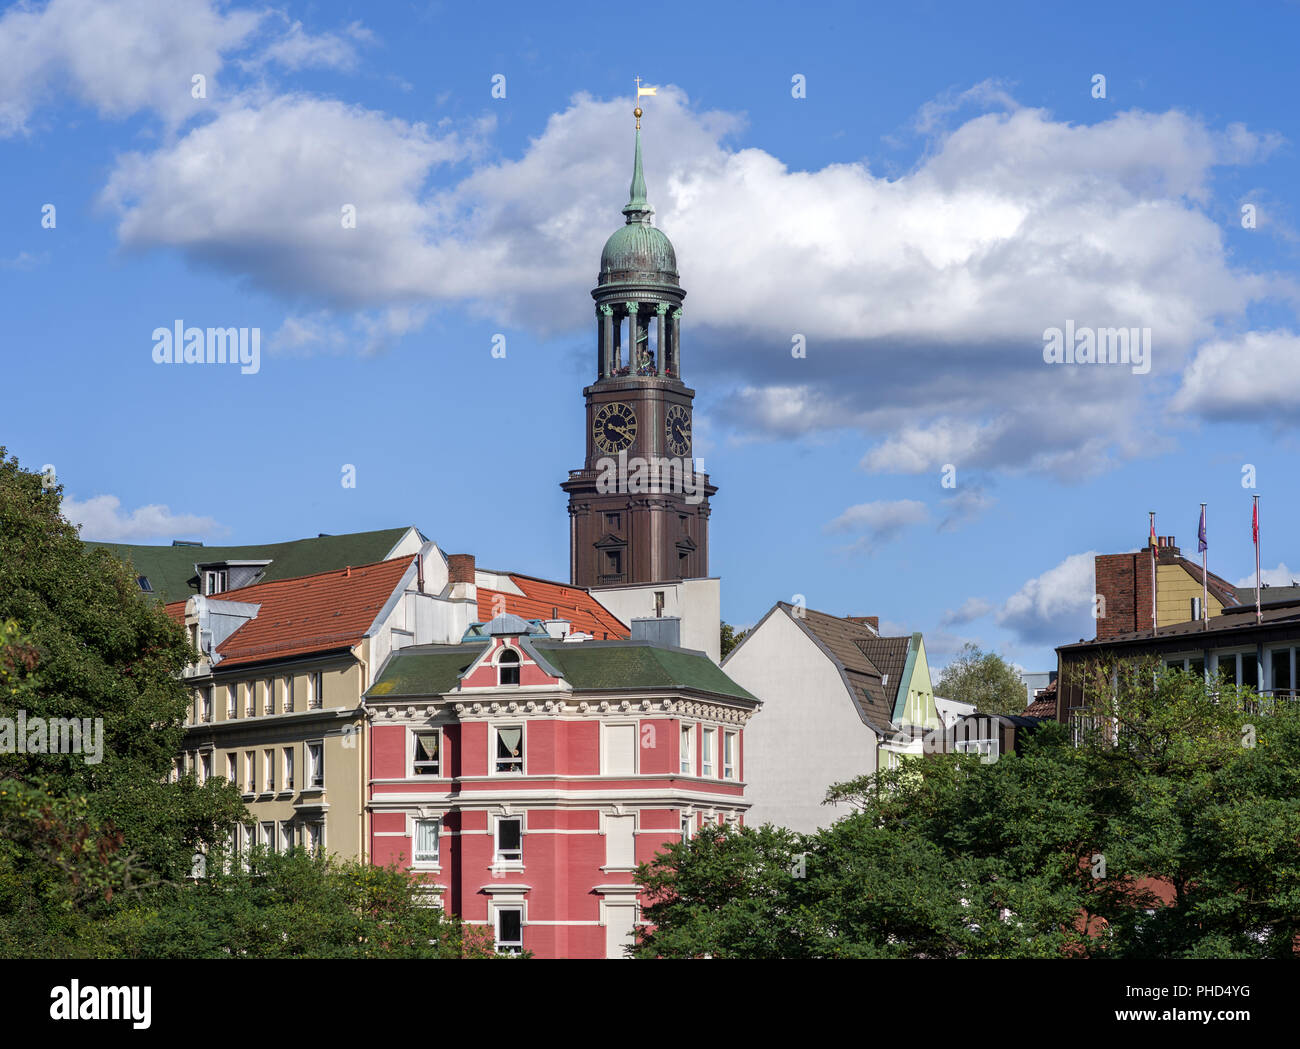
[623,84,654,225]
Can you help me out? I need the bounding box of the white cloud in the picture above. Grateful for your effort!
[1171,330,1300,420]
[0,0,263,134]
[252,19,372,73]
[940,597,994,628]
[1235,562,1298,588]
[63,494,223,543]
[824,499,929,552]
[100,86,1290,474]
[998,551,1099,645]
[938,485,995,531]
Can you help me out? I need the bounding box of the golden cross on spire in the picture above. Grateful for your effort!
[633,75,656,129]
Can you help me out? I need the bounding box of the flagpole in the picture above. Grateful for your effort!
[1254,494,1262,625]
[1149,510,1158,636]
[1200,502,1208,631]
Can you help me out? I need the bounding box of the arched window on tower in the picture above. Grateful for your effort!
[498,648,521,687]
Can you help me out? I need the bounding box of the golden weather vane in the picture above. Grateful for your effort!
[633,75,656,129]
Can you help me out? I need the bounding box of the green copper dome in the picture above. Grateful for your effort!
[598,128,679,287]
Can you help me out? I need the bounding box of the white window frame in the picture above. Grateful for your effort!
[722,730,737,780]
[492,724,525,775]
[305,820,324,857]
[306,740,324,789]
[680,812,693,841]
[701,727,715,778]
[602,811,637,872]
[413,817,441,866]
[226,753,237,783]
[244,681,254,718]
[680,722,694,775]
[244,750,256,794]
[227,684,238,719]
[198,750,212,784]
[264,677,275,714]
[495,645,522,688]
[493,904,525,954]
[309,670,323,709]
[263,748,275,793]
[410,728,441,778]
[283,746,295,791]
[277,821,293,852]
[494,814,524,866]
[602,721,638,776]
[201,687,213,723]
[260,821,276,851]
[284,675,295,713]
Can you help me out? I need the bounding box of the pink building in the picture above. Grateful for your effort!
[366,613,757,958]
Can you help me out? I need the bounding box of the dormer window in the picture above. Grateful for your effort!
[204,569,228,595]
[498,648,521,687]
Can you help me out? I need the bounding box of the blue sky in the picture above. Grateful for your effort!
[4,0,1300,673]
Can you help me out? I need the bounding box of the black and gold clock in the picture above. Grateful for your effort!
[593,401,638,455]
[665,404,691,457]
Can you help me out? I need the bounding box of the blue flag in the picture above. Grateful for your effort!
[1198,505,1207,554]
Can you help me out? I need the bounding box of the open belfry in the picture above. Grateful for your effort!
[562,90,716,588]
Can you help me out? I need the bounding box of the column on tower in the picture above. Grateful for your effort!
[670,307,683,378]
[599,304,614,378]
[626,300,641,375]
[655,303,669,376]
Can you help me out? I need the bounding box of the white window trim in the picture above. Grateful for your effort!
[411,815,442,868]
[493,813,525,868]
[489,901,526,954]
[490,722,526,776]
[601,721,639,776]
[306,739,325,790]
[409,726,442,779]
[722,729,737,780]
[244,750,256,795]
[282,745,295,792]
[679,721,694,775]
[263,748,275,793]
[600,810,638,872]
[701,726,716,778]
[494,645,523,688]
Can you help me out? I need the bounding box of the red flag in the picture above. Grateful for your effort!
[1253,502,1259,547]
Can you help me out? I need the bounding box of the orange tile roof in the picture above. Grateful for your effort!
[164,600,187,625]
[205,556,414,668]
[477,573,629,639]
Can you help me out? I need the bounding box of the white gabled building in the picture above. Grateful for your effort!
[722,602,940,834]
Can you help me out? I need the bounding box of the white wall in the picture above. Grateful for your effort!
[592,577,721,662]
[724,607,878,834]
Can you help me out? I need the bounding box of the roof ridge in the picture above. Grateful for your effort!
[206,553,414,600]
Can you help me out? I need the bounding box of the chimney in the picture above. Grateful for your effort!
[847,615,879,631]
[447,554,477,604]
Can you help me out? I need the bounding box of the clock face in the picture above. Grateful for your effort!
[593,401,638,455]
[665,404,691,457]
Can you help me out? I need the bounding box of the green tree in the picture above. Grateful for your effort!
[935,642,1028,715]
[719,622,747,660]
[632,663,1300,958]
[0,449,245,956]
[632,823,810,958]
[91,848,501,959]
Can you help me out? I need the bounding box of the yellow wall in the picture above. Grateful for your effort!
[1156,563,1227,627]
[901,636,942,730]
[185,658,367,861]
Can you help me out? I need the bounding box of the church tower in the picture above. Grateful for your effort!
[562,103,715,589]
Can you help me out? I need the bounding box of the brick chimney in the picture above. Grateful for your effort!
[1095,551,1156,638]
[447,554,476,603]
[847,615,880,632]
